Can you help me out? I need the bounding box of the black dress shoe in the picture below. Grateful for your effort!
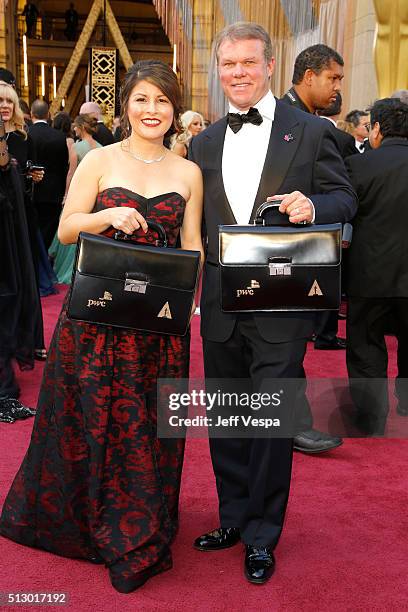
[0,398,36,423]
[293,428,343,453]
[314,337,346,350]
[244,546,275,584]
[193,527,240,551]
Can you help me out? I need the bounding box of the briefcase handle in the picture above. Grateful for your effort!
[114,220,168,247]
[254,201,289,226]
[254,201,310,227]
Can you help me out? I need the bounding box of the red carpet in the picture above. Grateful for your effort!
[1,290,407,611]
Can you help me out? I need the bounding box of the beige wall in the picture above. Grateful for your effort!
[343,0,378,113]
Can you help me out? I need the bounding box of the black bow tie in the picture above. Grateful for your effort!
[227,107,263,133]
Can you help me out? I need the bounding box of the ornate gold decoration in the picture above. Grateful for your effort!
[49,0,132,117]
[90,47,117,122]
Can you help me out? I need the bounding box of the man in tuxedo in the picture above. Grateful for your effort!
[189,22,357,584]
[345,98,408,433]
[79,101,114,146]
[345,109,370,153]
[29,100,69,250]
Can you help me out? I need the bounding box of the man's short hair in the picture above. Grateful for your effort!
[390,89,408,105]
[292,44,344,84]
[214,21,273,64]
[345,109,369,128]
[0,68,16,87]
[31,99,49,120]
[370,98,408,139]
[317,92,342,117]
[79,101,102,120]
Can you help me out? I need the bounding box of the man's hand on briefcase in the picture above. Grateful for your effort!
[108,206,148,235]
[267,191,314,224]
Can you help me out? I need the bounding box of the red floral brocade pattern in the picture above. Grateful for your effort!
[0,188,189,585]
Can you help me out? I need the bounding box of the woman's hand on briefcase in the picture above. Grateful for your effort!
[108,206,148,235]
[267,191,314,224]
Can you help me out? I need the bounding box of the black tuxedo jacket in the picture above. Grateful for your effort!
[189,100,357,343]
[330,125,357,159]
[345,138,408,297]
[95,122,114,146]
[29,122,68,204]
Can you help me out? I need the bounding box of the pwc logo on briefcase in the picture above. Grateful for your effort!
[86,291,113,308]
[235,279,323,298]
[236,280,260,297]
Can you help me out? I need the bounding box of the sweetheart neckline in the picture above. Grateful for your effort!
[98,187,186,203]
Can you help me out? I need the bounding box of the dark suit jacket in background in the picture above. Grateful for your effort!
[330,125,357,158]
[189,99,357,343]
[29,122,68,204]
[345,138,408,297]
[28,122,69,248]
[95,122,114,146]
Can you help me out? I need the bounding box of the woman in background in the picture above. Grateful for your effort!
[49,113,102,284]
[0,116,38,421]
[169,109,204,157]
[0,82,47,358]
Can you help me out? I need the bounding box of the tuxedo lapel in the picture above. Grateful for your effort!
[249,101,304,221]
[203,118,237,224]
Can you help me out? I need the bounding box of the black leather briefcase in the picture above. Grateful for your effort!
[67,221,201,335]
[219,202,342,312]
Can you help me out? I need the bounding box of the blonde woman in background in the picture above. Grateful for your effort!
[170,109,204,157]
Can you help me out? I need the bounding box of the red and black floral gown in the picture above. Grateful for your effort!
[0,188,189,592]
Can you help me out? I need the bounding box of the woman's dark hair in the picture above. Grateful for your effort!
[73,113,98,135]
[52,111,73,137]
[119,60,182,140]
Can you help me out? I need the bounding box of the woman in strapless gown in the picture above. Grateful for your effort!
[0,60,203,593]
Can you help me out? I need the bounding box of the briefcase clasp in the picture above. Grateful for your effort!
[268,257,292,276]
[124,279,148,293]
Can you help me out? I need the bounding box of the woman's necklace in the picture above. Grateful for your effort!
[123,141,167,164]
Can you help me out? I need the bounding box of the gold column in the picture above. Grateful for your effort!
[373,0,408,97]
[105,1,132,70]
[191,0,214,118]
[0,4,7,68]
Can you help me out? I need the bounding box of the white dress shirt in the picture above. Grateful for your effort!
[222,90,276,224]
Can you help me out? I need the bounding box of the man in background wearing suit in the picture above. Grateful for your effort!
[281,44,350,354]
[345,109,370,153]
[189,22,357,584]
[29,100,68,250]
[79,101,114,146]
[280,43,354,454]
[345,98,408,434]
